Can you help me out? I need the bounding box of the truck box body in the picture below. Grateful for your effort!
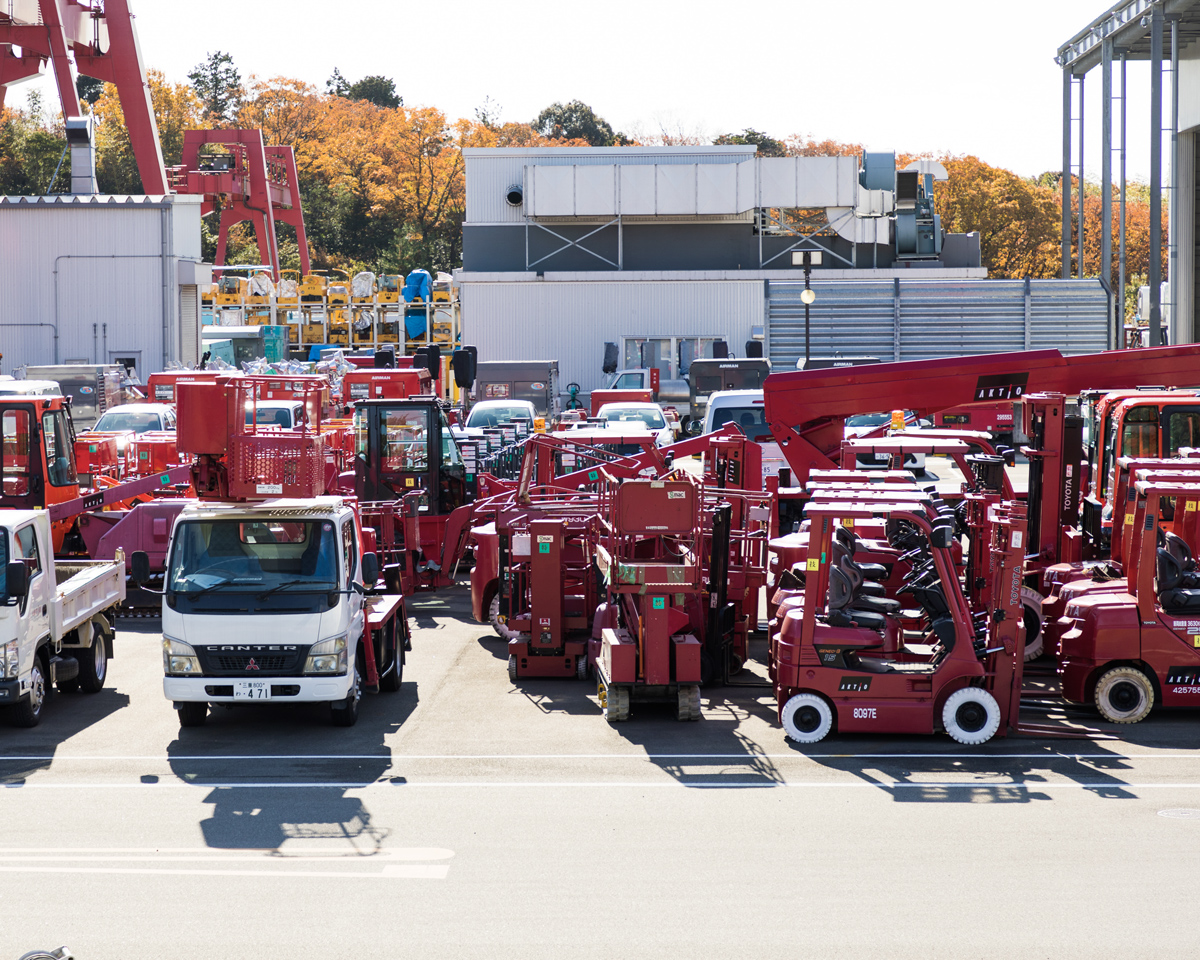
[26,364,124,430]
[474,361,560,416]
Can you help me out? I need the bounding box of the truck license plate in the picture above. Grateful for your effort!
[234,681,271,700]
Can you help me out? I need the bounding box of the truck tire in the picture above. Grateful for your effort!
[331,654,362,727]
[379,622,403,693]
[942,687,1001,744]
[77,622,108,694]
[177,702,208,727]
[781,693,833,743]
[1095,666,1155,723]
[11,651,48,728]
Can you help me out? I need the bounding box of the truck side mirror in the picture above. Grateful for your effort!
[361,552,380,587]
[131,550,150,584]
[5,561,28,600]
[451,349,476,389]
[602,342,619,375]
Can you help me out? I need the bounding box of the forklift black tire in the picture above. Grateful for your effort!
[676,684,701,721]
[942,687,1001,744]
[1095,666,1155,723]
[78,622,108,694]
[177,702,208,728]
[1021,587,1044,661]
[575,656,589,681]
[508,654,518,683]
[11,651,49,728]
[781,693,832,743]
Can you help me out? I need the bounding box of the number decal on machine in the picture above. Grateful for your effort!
[852,707,877,719]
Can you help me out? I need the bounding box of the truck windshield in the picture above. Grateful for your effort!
[167,519,339,594]
[94,411,161,434]
[711,406,772,442]
[600,408,665,429]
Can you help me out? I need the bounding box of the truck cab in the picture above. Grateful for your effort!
[159,496,391,727]
[1,396,80,518]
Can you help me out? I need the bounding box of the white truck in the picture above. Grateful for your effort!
[142,495,404,729]
[1,511,123,726]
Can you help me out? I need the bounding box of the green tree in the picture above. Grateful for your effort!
[188,51,242,124]
[325,68,350,98]
[75,75,103,107]
[714,128,785,157]
[533,100,615,146]
[347,75,401,108]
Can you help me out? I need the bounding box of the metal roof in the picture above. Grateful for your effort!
[1058,0,1200,73]
[0,194,203,206]
[462,146,754,159]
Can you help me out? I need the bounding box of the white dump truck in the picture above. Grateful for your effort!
[142,495,404,729]
[1,511,124,726]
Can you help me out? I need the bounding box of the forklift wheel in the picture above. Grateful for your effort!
[1021,587,1044,661]
[575,656,589,681]
[942,687,1001,745]
[1094,666,1155,723]
[676,684,701,722]
[508,655,518,683]
[781,693,832,743]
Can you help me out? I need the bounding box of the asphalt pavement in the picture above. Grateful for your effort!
[1,580,1199,960]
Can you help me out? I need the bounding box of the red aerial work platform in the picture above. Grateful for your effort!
[0,0,167,194]
[166,128,311,280]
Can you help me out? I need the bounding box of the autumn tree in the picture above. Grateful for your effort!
[188,51,242,125]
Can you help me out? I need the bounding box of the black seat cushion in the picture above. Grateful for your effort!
[847,654,939,674]
[1160,587,1200,611]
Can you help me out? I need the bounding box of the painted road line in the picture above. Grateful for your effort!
[0,864,448,879]
[0,780,1199,789]
[2,753,1199,761]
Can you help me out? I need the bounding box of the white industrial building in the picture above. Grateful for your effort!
[456,146,1109,397]
[0,193,209,378]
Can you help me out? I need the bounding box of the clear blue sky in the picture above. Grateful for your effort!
[14,0,1166,181]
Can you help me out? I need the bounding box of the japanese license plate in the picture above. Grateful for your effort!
[234,681,272,700]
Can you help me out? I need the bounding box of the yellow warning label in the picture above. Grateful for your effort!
[405,478,415,487]
[1193,635,1200,648]
[843,519,854,528]
[1188,500,1197,513]
[806,558,819,571]
[1124,513,1134,525]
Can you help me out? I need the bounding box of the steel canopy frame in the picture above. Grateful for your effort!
[0,0,168,194]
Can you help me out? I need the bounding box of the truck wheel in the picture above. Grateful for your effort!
[11,652,48,728]
[781,693,832,743]
[379,623,403,693]
[331,655,362,727]
[489,594,521,642]
[177,702,208,727]
[78,622,108,694]
[942,687,1001,744]
[1021,587,1044,661]
[1095,666,1155,723]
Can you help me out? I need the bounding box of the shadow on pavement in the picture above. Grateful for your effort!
[166,678,419,852]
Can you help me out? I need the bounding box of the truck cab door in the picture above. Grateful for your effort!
[434,411,466,514]
[13,522,51,651]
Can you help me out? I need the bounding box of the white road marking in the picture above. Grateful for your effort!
[0,864,447,879]
[0,780,1197,789]
[1,753,1198,761]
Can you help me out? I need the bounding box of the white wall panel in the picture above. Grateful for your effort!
[619,165,656,215]
[575,165,616,217]
[696,162,737,214]
[655,165,697,215]
[736,160,757,212]
[530,165,575,217]
[758,158,797,208]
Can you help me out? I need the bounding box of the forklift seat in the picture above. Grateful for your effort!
[826,567,887,632]
[835,552,901,615]
[1157,543,1200,605]
[834,527,889,580]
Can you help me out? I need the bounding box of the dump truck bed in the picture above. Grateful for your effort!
[52,559,126,638]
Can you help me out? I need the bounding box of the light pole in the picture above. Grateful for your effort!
[793,250,822,365]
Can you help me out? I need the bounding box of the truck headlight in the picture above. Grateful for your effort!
[162,637,201,676]
[305,635,347,675]
[1,640,18,680]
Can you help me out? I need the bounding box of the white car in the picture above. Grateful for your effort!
[595,402,673,447]
[454,400,538,440]
[245,400,306,430]
[92,403,177,453]
[844,410,931,471]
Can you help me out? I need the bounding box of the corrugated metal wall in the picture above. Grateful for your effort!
[767,278,1108,368]
[460,280,764,394]
[0,196,203,378]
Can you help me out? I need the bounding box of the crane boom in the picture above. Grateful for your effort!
[764,344,1200,482]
